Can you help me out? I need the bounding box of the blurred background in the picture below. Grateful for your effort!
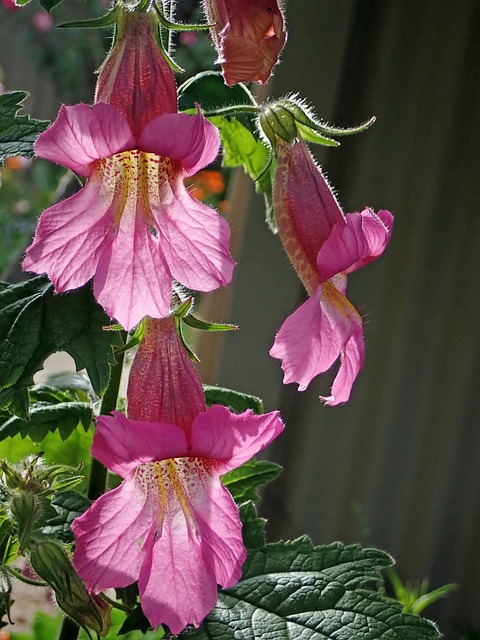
[1,0,480,637]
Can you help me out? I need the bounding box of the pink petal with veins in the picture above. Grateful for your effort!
[35,103,134,176]
[317,208,393,281]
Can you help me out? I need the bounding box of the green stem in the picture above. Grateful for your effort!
[87,330,127,501]
[201,104,260,117]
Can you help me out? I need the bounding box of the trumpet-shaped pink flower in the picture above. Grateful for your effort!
[270,140,393,405]
[202,0,286,85]
[22,103,234,330]
[94,10,177,138]
[72,317,284,632]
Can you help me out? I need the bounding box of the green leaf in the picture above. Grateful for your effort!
[42,490,91,543]
[181,540,440,640]
[203,385,263,414]
[0,400,92,442]
[239,501,266,551]
[0,277,121,418]
[222,459,282,503]
[0,92,49,165]
[39,0,63,11]
[210,115,270,181]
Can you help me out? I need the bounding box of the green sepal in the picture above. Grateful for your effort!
[153,2,210,31]
[175,316,200,363]
[182,315,238,333]
[297,122,340,146]
[57,6,120,29]
[113,320,146,356]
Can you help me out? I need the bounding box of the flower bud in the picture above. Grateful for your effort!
[202,0,287,85]
[258,96,376,151]
[30,540,111,636]
[9,492,40,552]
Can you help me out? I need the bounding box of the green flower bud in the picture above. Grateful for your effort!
[258,95,376,153]
[9,491,40,552]
[29,540,111,636]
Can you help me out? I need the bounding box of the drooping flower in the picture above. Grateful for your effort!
[269,139,393,405]
[202,0,287,85]
[23,8,234,330]
[72,317,284,632]
[22,103,234,330]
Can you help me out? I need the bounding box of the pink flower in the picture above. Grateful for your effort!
[22,103,234,330]
[72,318,284,632]
[2,0,20,10]
[202,0,287,85]
[269,140,393,405]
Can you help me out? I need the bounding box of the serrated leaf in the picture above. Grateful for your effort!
[0,92,49,165]
[0,277,121,418]
[222,460,282,503]
[42,490,91,543]
[203,385,263,415]
[0,401,92,443]
[181,540,440,640]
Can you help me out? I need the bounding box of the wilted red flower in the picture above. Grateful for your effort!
[202,0,286,85]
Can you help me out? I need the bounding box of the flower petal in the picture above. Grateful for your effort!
[189,405,284,473]
[317,208,393,281]
[72,479,152,592]
[320,327,364,406]
[270,282,364,403]
[22,172,116,292]
[138,464,244,632]
[154,183,235,292]
[138,503,217,633]
[93,198,172,329]
[93,412,188,479]
[138,110,220,176]
[35,104,134,177]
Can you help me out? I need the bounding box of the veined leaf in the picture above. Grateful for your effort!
[203,385,263,415]
[181,539,440,640]
[0,92,49,165]
[0,277,121,418]
[222,459,282,503]
[42,490,91,543]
